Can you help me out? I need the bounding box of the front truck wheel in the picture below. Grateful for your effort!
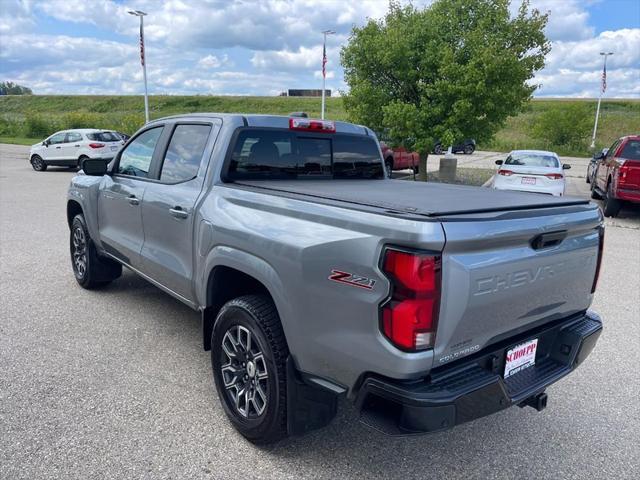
[70,214,122,289]
[211,295,290,444]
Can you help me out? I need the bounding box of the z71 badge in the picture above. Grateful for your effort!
[328,270,376,290]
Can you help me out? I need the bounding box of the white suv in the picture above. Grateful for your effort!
[29,129,125,171]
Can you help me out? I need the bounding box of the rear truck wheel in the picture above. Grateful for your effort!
[464,144,475,154]
[602,182,622,218]
[211,295,289,444]
[434,144,444,155]
[70,214,122,289]
[30,155,47,171]
[384,157,393,177]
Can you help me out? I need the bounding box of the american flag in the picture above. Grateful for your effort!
[322,43,327,79]
[139,21,145,67]
[601,63,606,93]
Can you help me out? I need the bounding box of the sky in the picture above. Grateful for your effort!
[0,0,639,98]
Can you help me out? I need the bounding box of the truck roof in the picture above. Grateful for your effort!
[151,113,374,136]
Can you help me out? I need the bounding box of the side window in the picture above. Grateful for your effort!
[159,124,211,183]
[48,133,66,145]
[67,132,82,143]
[620,140,640,160]
[606,140,620,159]
[117,127,163,178]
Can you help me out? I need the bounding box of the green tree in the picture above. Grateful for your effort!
[341,0,549,179]
[530,104,592,150]
[0,81,33,95]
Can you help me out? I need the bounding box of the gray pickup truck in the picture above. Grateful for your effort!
[67,114,604,443]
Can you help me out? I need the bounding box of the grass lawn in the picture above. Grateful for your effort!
[0,136,39,146]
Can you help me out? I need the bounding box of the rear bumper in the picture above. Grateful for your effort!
[615,187,640,203]
[355,310,602,435]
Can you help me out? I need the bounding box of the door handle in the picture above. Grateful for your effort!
[169,207,189,219]
[127,195,140,206]
[74,145,80,147]
[55,146,61,149]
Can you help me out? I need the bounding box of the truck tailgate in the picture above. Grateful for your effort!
[435,205,602,366]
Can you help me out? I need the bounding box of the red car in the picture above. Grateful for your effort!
[591,135,640,217]
[380,141,420,174]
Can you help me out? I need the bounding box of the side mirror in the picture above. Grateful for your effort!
[43,140,49,147]
[495,160,503,165]
[593,152,605,160]
[82,158,109,176]
[562,164,571,170]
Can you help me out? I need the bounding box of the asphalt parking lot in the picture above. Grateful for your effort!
[1,143,639,479]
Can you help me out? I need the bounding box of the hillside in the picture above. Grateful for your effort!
[1,95,637,156]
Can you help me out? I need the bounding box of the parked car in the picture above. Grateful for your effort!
[587,148,608,184]
[29,129,124,172]
[591,135,640,217]
[433,138,476,155]
[115,131,131,142]
[380,141,419,174]
[67,114,603,443]
[491,150,570,196]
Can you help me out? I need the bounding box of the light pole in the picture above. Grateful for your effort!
[590,51,613,149]
[128,10,149,123]
[321,30,335,120]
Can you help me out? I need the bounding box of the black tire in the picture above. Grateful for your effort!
[30,155,47,171]
[384,157,393,177]
[434,144,444,155]
[586,174,590,184]
[70,214,122,289]
[211,295,289,444]
[602,181,622,218]
[78,155,89,170]
[463,144,475,154]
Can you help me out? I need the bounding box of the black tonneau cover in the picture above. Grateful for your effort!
[235,179,590,217]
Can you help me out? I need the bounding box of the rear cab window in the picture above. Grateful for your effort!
[226,129,383,180]
[620,140,640,160]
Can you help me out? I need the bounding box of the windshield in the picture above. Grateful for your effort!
[87,131,121,142]
[505,153,559,168]
[226,129,384,180]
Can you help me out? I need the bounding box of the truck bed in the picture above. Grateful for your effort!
[235,179,590,218]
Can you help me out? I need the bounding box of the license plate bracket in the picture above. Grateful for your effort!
[504,338,538,378]
[521,176,536,185]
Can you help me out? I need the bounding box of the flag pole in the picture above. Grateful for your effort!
[590,52,613,150]
[128,10,149,124]
[321,30,334,120]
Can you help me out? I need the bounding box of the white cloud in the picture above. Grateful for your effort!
[197,54,231,69]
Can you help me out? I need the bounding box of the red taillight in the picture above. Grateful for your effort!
[381,248,441,351]
[498,169,513,176]
[88,143,105,149]
[619,162,628,182]
[591,226,605,293]
[289,117,336,133]
[545,173,564,180]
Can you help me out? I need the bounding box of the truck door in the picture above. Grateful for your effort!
[139,121,220,300]
[98,126,164,267]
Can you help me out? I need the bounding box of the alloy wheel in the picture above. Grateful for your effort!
[72,225,87,278]
[220,325,269,419]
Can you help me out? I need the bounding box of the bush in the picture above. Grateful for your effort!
[530,104,592,150]
[114,114,145,136]
[25,114,60,138]
[61,112,104,129]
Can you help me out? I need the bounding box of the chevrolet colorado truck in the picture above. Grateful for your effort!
[67,114,604,444]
